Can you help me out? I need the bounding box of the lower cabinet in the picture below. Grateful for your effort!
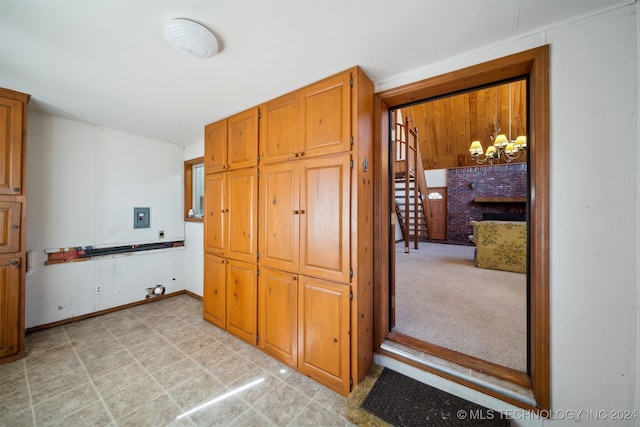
[258,267,298,367]
[297,275,351,395]
[203,253,258,345]
[0,256,22,358]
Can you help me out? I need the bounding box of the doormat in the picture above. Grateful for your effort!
[361,368,510,426]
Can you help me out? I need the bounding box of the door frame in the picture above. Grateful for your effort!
[372,46,549,411]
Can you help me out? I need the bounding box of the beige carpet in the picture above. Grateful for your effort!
[393,242,527,372]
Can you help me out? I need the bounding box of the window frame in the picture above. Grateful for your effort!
[184,157,204,222]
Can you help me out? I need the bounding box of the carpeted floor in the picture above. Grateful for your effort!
[361,368,510,427]
[393,242,527,372]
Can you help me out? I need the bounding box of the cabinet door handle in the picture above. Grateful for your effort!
[292,275,297,280]
[299,210,305,214]
[13,187,20,192]
[12,225,19,229]
[10,260,20,266]
[292,210,299,214]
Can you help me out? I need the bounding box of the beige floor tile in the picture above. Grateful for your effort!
[150,357,205,391]
[0,386,31,419]
[189,342,234,370]
[227,370,281,405]
[0,407,34,427]
[102,375,164,420]
[92,361,149,397]
[168,372,226,410]
[187,394,249,427]
[127,336,176,361]
[174,332,218,354]
[252,382,310,426]
[32,383,99,425]
[137,345,186,375]
[29,366,90,404]
[115,393,183,427]
[289,400,351,427]
[83,349,136,379]
[228,408,275,427]
[0,366,27,398]
[206,354,261,385]
[45,400,113,427]
[284,370,326,398]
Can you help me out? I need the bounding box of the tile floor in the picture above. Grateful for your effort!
[0,295,386,427]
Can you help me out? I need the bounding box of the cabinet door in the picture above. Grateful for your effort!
[228,107,259,169]
[226,168,257,263]
[260,92,300,164]
[0,97,23,195]
[299,72,351,158]
[0,257,21,358]
[259,162,299,272]
[203,253,226,329]
[204,173,226,255]
[204,120,228,174]
[299,154,351,283]
[226,260,258,344]
[298,275,350,395]
[259,268,297,367]
[0,202,21,254]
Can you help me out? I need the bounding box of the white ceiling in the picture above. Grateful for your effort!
[0,0,631,145]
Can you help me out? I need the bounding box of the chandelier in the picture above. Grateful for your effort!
[469,84,527,164]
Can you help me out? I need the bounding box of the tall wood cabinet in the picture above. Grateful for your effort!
[203,67,373,395]
[0,88,29,364]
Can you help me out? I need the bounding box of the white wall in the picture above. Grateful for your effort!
[25,114,185,327]
[183,139,204,297]
[378,4,638,426]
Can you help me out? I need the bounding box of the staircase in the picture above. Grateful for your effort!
[395,177,429,244]
[394,116,432,253]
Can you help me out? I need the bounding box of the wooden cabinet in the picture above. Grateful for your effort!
[259,71,351,164]
[203,253,226,329]
[204,107,259,173]
[298,275,351,395]
[259,154,350,284]
[203,67,373,396]
[0,202,21,254]
[226,260,258,344]
[0,88,28,365]
[0,257,22,358]
[0,95,25,195]
[204,169,257,263]
[259,267,298,367]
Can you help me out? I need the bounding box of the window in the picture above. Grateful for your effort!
[184,157,204,221]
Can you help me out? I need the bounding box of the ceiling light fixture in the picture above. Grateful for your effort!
[164,18,219,59]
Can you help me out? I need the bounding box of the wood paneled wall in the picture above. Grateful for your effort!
[401,80,527,170]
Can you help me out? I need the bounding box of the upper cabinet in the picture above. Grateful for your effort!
[204,107,259,173]
[259,72,351,164]
[0,91,29,195]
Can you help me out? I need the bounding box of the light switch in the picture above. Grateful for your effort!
[134,207,150,229]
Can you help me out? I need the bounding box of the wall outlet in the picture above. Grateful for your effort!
[159,230,165,238]
[95,284,103,294]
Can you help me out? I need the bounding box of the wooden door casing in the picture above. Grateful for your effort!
[297,275,350,395]
[259,267,298,367]
[203,253,226,329]
[299,153,351,284]
[226,260,258,344]
[259,162,299,272]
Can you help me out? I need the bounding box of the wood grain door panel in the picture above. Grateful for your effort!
[260,92,300,164]
[300,72,351,158]
[0,257,21,357]
[226,168,257,263]
[0,98,23,195]
[259,267,298,367]
[0,202,20,254]
[203,253,226,329]
[259,162,299,272]
[228,108,259,169]
[204,120,227,174]
[299,154,350,283]
[204,174,226,255]
[298,275,350,395]
[226,260,257,344]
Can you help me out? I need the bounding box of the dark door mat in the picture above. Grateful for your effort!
[361,368,510,426]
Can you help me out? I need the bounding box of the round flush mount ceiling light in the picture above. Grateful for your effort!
[164,18,219,59]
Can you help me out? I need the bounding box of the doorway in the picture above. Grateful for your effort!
[372,46,550,411]
[426,188,446,240]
